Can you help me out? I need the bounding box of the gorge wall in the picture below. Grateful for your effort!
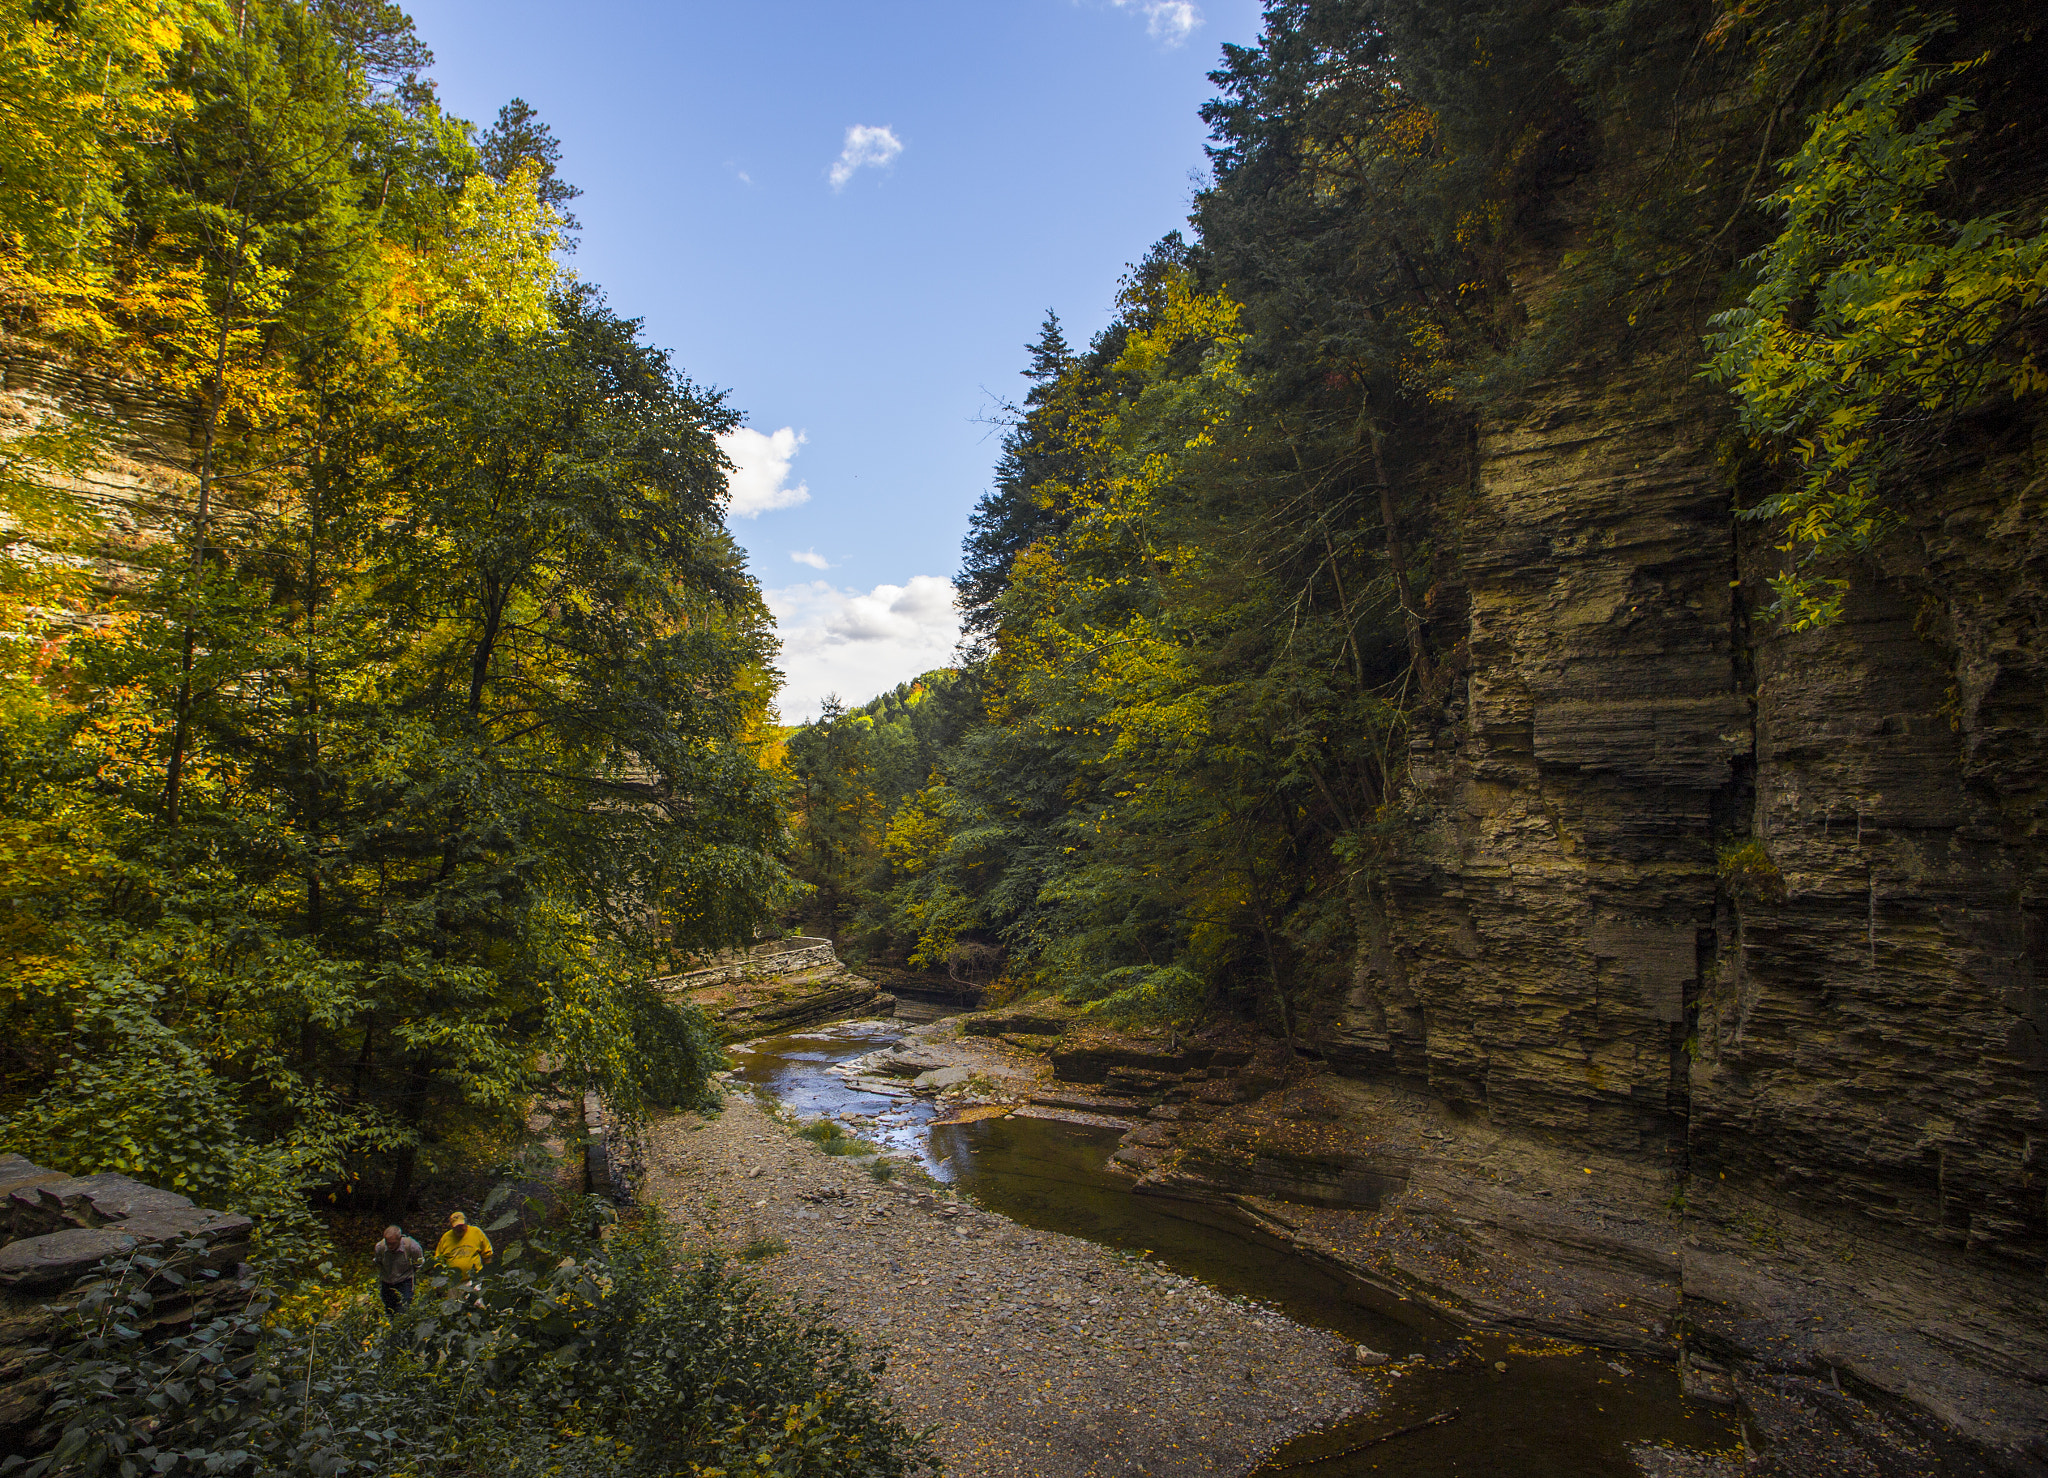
[1322,162,2048,1468]
[0,330,199,580]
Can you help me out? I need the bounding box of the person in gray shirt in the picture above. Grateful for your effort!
[373,1225,424,1314]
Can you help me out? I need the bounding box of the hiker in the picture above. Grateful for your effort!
[372,1225,424,1314]
[435,1210,493,1279]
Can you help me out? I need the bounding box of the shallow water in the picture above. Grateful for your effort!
[728,1020,1738,1477]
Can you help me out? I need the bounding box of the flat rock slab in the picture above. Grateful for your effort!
[115,1208,254,1250]
[35,1173,196,1225]
[646,1092,1364,1478]
[962,1012,1071,1037]
[0,1227,139,1289]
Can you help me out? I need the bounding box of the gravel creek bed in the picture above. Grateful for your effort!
[643,1090,1367,1478]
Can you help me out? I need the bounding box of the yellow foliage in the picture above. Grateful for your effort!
[0,0,219,335]
[882,782,951,878]
[393,161,563,333]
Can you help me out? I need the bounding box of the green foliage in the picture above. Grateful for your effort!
[1074,964,1209,1025]
[783,670,980,946]
[1704,28,2048,629]
[794,1118,872,1157]
[7,1214,936,1477]
[625,989,729,1112]
[0,0,787,1244]
[1716,838,1787,908]
[804,1,2044,1064]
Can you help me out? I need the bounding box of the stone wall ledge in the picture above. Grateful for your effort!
[0,1154,254,1448]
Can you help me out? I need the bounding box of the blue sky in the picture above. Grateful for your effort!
[401,0,1266,719]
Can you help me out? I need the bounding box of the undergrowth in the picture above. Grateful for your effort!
[797,1118,874,1156]
[7,1201,935,1478]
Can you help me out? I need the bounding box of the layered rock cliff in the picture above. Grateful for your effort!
[1312,156,2048,1471]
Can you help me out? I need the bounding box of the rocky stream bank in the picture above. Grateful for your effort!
[643,1090,1365,1478]
[661,998,2042,1476]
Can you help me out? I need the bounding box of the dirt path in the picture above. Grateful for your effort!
[642,1090,1366,1478]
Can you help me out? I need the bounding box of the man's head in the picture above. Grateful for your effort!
[382,1225,402,1248]
[448,1212,466,1230]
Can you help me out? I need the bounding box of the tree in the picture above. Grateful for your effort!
[0,3,785,1232]
[959,311,1086,643]
[1704,32,2048,629]
[480,96,582,233]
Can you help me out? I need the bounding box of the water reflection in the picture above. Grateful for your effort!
[726,1020,1737,1476]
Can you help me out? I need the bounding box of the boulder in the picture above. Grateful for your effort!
[116,1208,253,1256]
[868,1047,954,1078]
[0,1227,139,1290]
[0,1158,259,1455]
[0,1156,60,1199]
[35,1173,197,1228]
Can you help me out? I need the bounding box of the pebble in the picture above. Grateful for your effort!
[645,1091,1366,1477]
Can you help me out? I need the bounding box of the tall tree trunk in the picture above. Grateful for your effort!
[467,576,504,720]
[1322,525,1367,689]
[165,208,254,828]
[303,423,325,936]
[1366,420,1432,691]
[384,1143,417,1217]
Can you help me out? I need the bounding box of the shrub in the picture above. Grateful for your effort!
[7,1212,935,1478]
[1716,838,1788,908]
[796,1118,871,1155]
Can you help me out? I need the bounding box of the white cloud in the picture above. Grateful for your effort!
[717,426,809,518]
[1108,0,1201,44]
[790,549,831,570]
[767,575,961,721]
[829,124,903,190]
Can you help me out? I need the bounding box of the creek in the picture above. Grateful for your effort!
[729,1019,1736,1477]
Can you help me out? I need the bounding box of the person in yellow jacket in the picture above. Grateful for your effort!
[434,1211,493,1276]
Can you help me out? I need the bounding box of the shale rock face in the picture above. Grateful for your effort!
[0,332,200,598]
[1695,434,2048,1264]
[0,1154,253,1446]
[653,937,895,1040]
[1344,315,1740,1165]
[1325,178,2048,1467]
[1374,297,2048,1246]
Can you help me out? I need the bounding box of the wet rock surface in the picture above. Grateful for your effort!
[644,1091,1364,1478]
[878,999,2044,1473]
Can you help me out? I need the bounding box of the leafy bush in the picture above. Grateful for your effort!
[7,1212,935,1478]
[795,1118,875,1158]
[625,988,729,1112]
[1717,838,1788,908]
[797,1117,847,1145]
[0,995,332,1268]
[1070,962,1208,1026]
[1703,28,2048,630]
